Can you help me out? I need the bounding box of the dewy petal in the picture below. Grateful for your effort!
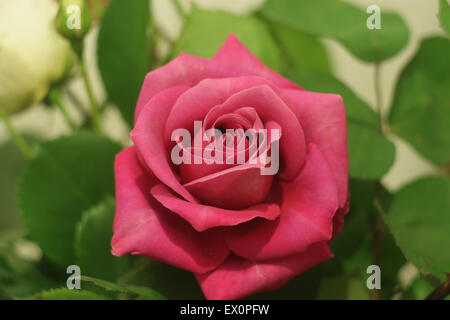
[132,85,197,203]
[111,147,229,274]
[183,164,274,210]
[196,242,333,300]
[226,144,339,260]
[151,184,280,232]
[135,53,255,122]
[213,33,302,91]
[281,90,349,208]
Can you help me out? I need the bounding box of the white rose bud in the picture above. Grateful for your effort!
[0,0,73,114]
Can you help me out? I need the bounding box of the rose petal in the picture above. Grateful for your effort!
[196,242,333,300]
[135,53,253,122]
[282,90,349,208]
[226,144,339,260]
[213,33,302,91]
[164,76,274,144]
[111,147,229,274]
[332,199,350,239]
[132,85,197,203]
[184,164,274,210]
[151,184,281,232]
[200,84,306,180]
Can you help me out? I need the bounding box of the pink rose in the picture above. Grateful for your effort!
[111,34,349,300]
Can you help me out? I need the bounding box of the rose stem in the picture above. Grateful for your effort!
[372,57,384,300]
[79,58,102,133]
[48,88,77,131]
[0,108,34,159]
[426,275,450,300]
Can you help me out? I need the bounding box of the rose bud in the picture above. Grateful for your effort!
[55,0,91,42]
[0,0,73,114]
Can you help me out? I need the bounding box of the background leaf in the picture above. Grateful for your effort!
[172,6,283,71]
[0,140,27,241]
[0,249,58,299]
[75,196,128,281]
[347,122,395,180]
[389,37,450,166]
[27,288,108,300]
[261,0,409,62]
[440,0,450,36]
[385,177,450,281]
[117,258,203,300]
[316,275,369,300]
[269,22,331,73]
[19,132,122,266]
[82,275,166,300]
[97,0,151,126]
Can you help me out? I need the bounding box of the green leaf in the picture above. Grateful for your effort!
[440,0,450,36]
[75,196,128,281]
[0,249,58,299]
[262,0,409,62]
[271,23,331,73]
[82,276,166,300]
[316,275,370,300]
[250,266,324,299]
[27,288,108,300]
[403,277,435,300]
[97,0,151,126]
[347,122,395,180]
[328,180,374,262]
[385,177,450,281]
[117,258,202,299]
[324,181,406,299]
[172,7,283,71]
[389,37,450,166]
[287,71,395,179]
[19,132,122,266]
[334,234,405,300]
[0,140,27,240]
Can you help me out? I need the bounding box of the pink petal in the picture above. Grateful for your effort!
[111,147,229,274]
[214,33,302,91]
[199,85,306,180]
[163,76,275,143]
[135,53,254,122]
[281,90,349,208]
[226,144,339,260]
[179,150,236,184]
[132,86,197,203]
[151,184,281,232]
[332,199,350,239]
[183,164,274,210]
[196,242,333,300]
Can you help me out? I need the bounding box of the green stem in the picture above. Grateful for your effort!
[372,62,385,300]
[426,275,450,300]
[374,63,385,134]
[371,182,384,300]
[49,88,77,131]
[0,109,33,159]
[79,58,101,133]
